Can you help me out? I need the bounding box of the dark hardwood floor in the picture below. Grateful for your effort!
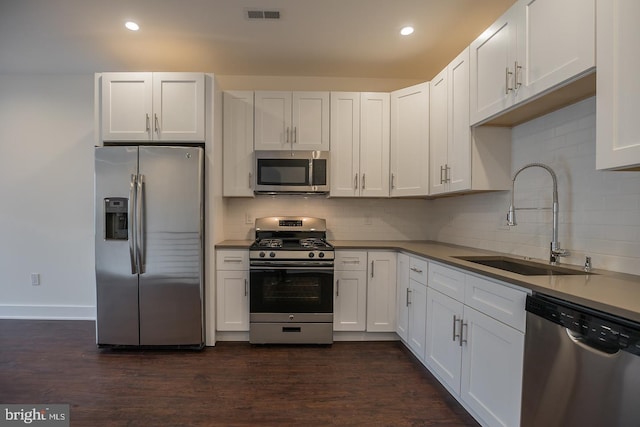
[0,320,478,426]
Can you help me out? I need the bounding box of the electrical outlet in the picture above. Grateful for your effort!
[30,273,40,286]
[245,212,253,224]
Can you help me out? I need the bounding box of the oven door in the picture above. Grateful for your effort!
[250,266,333,322]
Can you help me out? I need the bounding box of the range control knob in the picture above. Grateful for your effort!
[269,252,276,258]
[318,252,325,258]
[308,252,315,258]
[259,252,266,258]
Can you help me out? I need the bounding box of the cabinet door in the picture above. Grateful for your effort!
[407,279,427,361]
[516,0,595,102]
[596,0,640,170]
[215,270,249,331]
[101,72,153,141]
[425,288,463,395]
[396,253,410,341]
[390,82,429,197]
[366,251,397,332]
[330,92,360,197]
[447,47,471,193]
[334,270,367,331]
[461,307,524,427]
[360,93,390,197]
[429,67,449,196]
[152,73,205,141]
[469,7,518,125]
[223,91,255,197]
[292,92,330,151]
[254,91,292,150]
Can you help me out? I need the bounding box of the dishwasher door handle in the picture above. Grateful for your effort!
[565,328,621,356]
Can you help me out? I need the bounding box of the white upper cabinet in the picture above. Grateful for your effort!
[330,92,390,197]
[430,48,471,195]
[596,0,640,170]
[390,82,429,197]
[101,72,205,142]
[516,0,595,101]
[254,91,329,151]
[223,91,255,197]
[470,0,595,126]
[469,7,519,125]
[431,48,511,196]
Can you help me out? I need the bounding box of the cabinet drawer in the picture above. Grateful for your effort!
[428,262,466,302]
[216,250,249,270]
[464,274,528,332]
[335,251,367,271]
[409,256,428,285]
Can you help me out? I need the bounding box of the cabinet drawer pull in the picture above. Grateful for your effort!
[336,279,340,297]
[371,260,374,277]
[224,258,243,263]
[410,267,423,274]
[341,260,360,264]
[244,279,248,296]
[407,288,412,306]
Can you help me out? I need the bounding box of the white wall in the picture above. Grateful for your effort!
[0,74,96,319]
[431,97,640,275]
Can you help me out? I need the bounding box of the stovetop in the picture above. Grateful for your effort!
[251,238,333,250]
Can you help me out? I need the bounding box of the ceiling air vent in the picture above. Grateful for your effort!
[245,9,281,20]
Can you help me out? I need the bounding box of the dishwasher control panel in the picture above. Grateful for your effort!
[527,293,640,356]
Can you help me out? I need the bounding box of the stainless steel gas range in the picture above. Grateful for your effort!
[249,217,334,344]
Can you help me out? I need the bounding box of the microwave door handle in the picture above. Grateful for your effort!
[309,159,313,186]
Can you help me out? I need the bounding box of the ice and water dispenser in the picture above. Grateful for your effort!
[104,198,128,240]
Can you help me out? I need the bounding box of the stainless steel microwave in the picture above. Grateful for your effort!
[254,151,329,194]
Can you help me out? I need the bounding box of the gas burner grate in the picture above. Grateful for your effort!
[257,239,283,248]
[299,238,328,249]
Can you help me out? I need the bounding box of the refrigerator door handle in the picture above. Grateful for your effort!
[136,174,146,274]
[129,174,138,274]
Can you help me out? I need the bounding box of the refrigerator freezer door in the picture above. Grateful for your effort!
[95,146,140,346]
[138,146,204,346]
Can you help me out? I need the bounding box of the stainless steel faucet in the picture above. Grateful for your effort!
[506,163,569,264]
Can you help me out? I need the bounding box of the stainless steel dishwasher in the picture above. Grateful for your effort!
[521,293,640,427]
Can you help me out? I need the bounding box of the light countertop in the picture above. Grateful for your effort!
[215,239,640,323]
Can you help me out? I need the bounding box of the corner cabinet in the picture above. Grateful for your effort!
[223,91,255,197]
[101,72,205,142]
[215,250,250,331]
[425,262,527,427]
[390,83,429,197]
[396,253,428,360]
[330,92,390,197]
[430,47,512,196]
[254,91,329,151]
[470,0,595,126]
[596,0,640,170]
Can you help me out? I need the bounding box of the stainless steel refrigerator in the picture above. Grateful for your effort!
[95,145,204,349]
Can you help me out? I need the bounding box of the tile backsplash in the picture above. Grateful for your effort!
[223,97,640,275]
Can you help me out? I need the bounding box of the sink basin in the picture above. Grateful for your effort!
[453,256,595,276]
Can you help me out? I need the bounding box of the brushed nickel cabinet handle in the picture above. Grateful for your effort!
[460,321,468,346]
[514,61,522,90]
[505,67,513,94]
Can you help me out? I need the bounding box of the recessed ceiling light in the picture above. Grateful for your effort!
[125,21,140,31]
[400,26,414,36]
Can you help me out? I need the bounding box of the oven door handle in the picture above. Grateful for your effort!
[250,265,334,271]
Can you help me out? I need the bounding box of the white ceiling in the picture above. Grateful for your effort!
[0,0,515,80]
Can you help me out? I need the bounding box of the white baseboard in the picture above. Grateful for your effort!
[0,304,96,320]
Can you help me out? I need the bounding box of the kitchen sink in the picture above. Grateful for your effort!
[453,256,595,276]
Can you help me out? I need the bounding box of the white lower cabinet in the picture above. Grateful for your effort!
[424,262,527,427]
[397,253,428,360]
[215,250,249,331]
[334,251,368,331]
[367,251,397,332]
